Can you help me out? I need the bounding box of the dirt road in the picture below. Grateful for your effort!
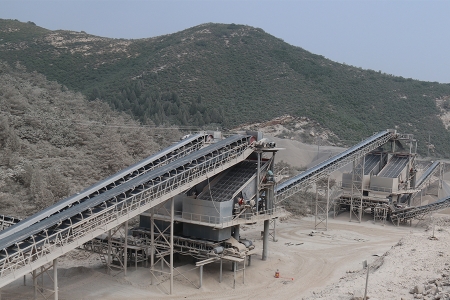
[2,214,416,300]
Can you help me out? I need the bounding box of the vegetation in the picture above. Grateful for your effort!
[1,19,450,156]
[0,61,180,217]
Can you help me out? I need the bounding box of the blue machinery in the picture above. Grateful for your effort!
[0,129,447,298]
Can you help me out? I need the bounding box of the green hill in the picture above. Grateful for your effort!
[1,19,450,156]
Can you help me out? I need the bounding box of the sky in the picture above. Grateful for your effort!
[2,0,450,83]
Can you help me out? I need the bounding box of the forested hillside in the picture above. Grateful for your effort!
[1,19,450,156]
[0,61,179,217]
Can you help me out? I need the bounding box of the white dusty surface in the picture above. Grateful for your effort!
[269,136,346,170]
[2,133,449,300]
[4,214,445,300]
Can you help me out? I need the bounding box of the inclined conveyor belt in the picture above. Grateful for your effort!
[390,194,450,222]
[275,130,394,203]
[0,133,210,242]
[415,161,440,189]
[0,134,253,255]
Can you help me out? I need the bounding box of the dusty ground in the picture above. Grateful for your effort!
[2,133,449,299]
[2,213,444,300]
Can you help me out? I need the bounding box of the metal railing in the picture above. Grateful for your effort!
[0,135,254,287]
[276,130,393,203]
[0,216,21,232]
[390,194,450,223]
[155,207,288,228]
[0,133,211,241]
[339,182,394,194]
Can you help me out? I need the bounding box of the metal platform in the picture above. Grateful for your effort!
[0,134,255,288]
[148,207,288,229]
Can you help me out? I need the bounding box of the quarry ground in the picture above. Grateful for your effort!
[3,213,450,300]
[2,129,450,300]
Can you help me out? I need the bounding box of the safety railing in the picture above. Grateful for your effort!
[339,182,394,194]
[160,207,288,228]
[0,135,254,285]
[0,133,211,241]
[276,130,393,203]
[0,216,21,232]
[390,194,450,222]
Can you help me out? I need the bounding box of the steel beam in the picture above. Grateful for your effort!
[0,136,254,287]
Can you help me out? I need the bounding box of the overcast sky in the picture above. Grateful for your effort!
[2,0,450,83]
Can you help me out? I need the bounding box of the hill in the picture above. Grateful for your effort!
[1,19,450,156]
[0,61,180,217]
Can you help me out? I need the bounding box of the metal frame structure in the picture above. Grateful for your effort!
[349,157,365,223]
[81,221,147,276]
[0,216,21,232]
[314,176,342,230]
[390,193,450,224]
[7,129,445,298]
[0,135,255,289]
[30,260,58,300]
[275,130,393,204]
[0,133,212,242]
[149,198,175,294]
[373,206,388,224]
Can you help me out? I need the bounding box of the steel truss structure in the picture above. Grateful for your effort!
[0,216,21,232]
[30,260,58,300]
[350,157,365,223]
[81,221,147,276]
[275,130,393,204]
[314,178,342,230]
[5,129,434,298]
[410,161,442,206]
[373,206,388,224]
[0,135,254,289]
[0,133,212,243]
[391,191,450,224]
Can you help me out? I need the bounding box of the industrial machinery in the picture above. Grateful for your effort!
[0,128,448,298]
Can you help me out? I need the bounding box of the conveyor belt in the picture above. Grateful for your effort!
[0,133,210,241]
[415,161,440,189]
[275,130,394,203]
[0,134,254,286]
[390,194,450,223]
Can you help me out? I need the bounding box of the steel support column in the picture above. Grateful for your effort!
[262,220,269,261]
[33,269,37,300]
[170,197,174,295]
[314,176,331,230]
[124,220,128,277]
[233,225,240,240]
[107,229,112,275]
[350,156,365,223]
[53,259,58,300]
[256,151,261,214]
[149,198,174,295]
[150,208,154,285]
